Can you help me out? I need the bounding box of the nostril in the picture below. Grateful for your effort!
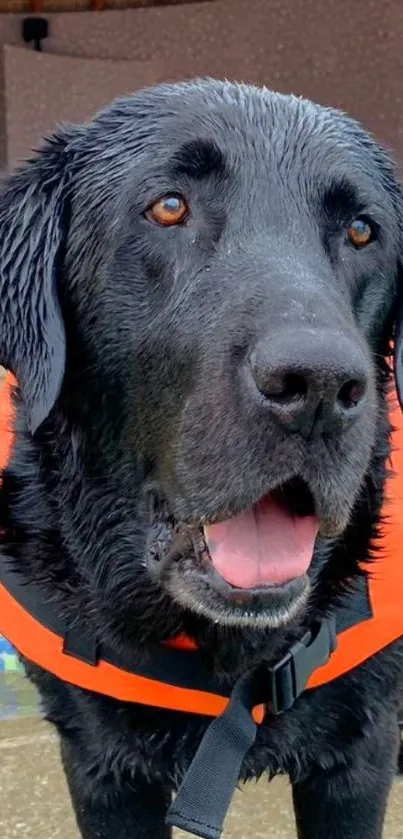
[261,373,308,404]
[283,373,308,399]
[279,374,308,403]
[337,379,366,411]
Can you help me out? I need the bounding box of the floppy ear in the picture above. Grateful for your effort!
[0,139,69,433]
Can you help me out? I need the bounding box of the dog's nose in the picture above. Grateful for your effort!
[249,329,369,438]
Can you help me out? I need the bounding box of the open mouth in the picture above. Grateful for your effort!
[146,478,319,600]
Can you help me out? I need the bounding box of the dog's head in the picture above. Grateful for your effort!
[1,80,403,631]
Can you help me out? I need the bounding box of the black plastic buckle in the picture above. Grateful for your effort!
[265,618,336,715]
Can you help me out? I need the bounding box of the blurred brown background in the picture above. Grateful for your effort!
[0,0,402,170]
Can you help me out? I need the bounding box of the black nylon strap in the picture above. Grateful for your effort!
[63,628,99,666]
[166,619,336,839]
[166,670,258,839]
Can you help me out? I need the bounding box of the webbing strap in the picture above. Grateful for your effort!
[166,619,336,839]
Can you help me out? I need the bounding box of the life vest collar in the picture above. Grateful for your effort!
[0,557,369,839]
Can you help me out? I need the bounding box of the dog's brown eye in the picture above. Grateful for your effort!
[146,195,188,226]
[347,218,373,248]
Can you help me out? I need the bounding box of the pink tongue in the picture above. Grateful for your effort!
[203,496,318,589]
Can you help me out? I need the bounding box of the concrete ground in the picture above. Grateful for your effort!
[0,715,402,839]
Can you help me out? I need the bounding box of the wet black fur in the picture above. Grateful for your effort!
[0,80,403,838]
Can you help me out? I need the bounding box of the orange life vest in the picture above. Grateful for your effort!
[1,371,402,839]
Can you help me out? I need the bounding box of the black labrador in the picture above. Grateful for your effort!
[0,79,402,839]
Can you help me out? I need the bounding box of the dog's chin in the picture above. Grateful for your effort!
[160,560,311,629]
[144,479,317,628]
